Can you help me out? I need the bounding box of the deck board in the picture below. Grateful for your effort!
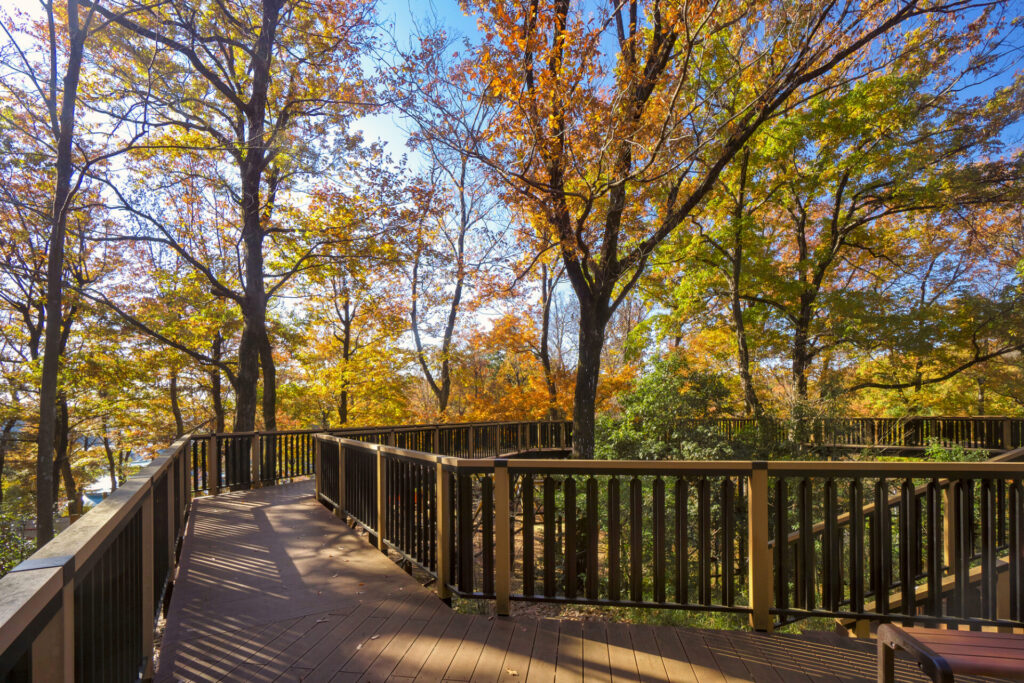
[157,481,1001,682]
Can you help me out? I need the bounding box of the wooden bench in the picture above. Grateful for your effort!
[877,624,1024,682]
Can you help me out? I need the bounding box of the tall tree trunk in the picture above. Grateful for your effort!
[791,307,813,444]
[258,328,276,431]
[36,0,89,546]
[169,371,184,437]
[0,417,16,509]
[572,298,611,459]
[539,265,560,420]
[102,433,118,491]
[725,150,762,418]
[338,390,348,425]
[210,333,225,433]
[54,394,81,518]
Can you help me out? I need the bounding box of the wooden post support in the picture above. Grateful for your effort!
[434,425,440,454]
[747,462,773,632]
[494,460,511,616]
[436,460,452,601]
[468,427,475,458]
[314,437,322,501]
[250,432,261,489]
[29,574,74,682]
[140,486,155,677]
[376,446,386,553]
[207,433,219,496]
[1004,418,1013,450]
[389,429,396,447]
[337,443,346,518]
[517,423,523,452]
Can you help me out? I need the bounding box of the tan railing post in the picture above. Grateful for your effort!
[468,426,475,458]
[337,442,346,518]
[389,428,396,447]
[140,485,155,677]
[207,433,219,496]
[25,567,75,682]
[434,425,440,454]
[1004,418,1013,450]
[747,462,772,632]
[436,459,452,601]
[251,432,261,489]
[376,446,386,553]
[517,423,523,452]
[494,460,511,616]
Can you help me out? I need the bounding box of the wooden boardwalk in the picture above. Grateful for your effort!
[157,481,988,683]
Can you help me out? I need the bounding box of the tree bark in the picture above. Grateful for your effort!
[572,297,612,459]
[54,393,81,518]
[169,371,184,437]
[538,265,560,420]
[0,418,16,508]
[36,0,89,546]
[210,332,226,432]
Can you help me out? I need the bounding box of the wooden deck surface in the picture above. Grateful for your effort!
[157,481,994,683]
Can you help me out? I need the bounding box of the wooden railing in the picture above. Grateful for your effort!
[680,415,1024,451]
[0,432,195,681]
[315,435,1024,631]
[190,420,572,494]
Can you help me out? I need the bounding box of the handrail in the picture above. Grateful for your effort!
[0,428,201,681]
[313,433,1024,634]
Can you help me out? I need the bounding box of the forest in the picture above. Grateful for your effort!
[0,0,1021,562]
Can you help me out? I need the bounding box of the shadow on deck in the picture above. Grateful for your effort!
[158,481,988,683]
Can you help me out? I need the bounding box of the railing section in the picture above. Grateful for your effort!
[0,433,194,682]
[190,420,572,494]
[314,437,1024,632]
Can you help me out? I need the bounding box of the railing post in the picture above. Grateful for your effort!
[337,443,346,518]
[250,432,261,489]
[314,437,322,501]
[436,459,452,602]
[494,460,511,616]
[141,485,155,677]
[27,567,75,682]
[943,485,955,574]
[1004,418,1013,450]
[516,423,523,452]
[747,461,772,632]
[468,426,475,458]
[207,433,219,496]
[376,446,386,553]
[434,425,440,454]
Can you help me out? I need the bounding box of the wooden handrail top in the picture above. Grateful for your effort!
[0,429,198,663]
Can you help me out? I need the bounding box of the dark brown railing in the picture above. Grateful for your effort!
[190,420,572,494]
[315,435,1024,632]
[0,431,196,681]
[684,415,1023,451]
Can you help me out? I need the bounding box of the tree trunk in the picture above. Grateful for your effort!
[210,333,225,432]
[572,300,611,459]
[55,394,81,518]
[791,310,813,444]
[169,371,184,437]
[36,0,89,546]
[0,418,16,508]
[338,390,348,424]
[539,265,560,420]
[258,327,277,431]
[102,435,118,491]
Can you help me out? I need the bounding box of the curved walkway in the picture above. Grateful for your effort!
[157,481,989,682]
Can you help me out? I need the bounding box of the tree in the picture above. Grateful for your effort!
[444,0,1014,457]
[0,0,99,541]
[85,0,378,432]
